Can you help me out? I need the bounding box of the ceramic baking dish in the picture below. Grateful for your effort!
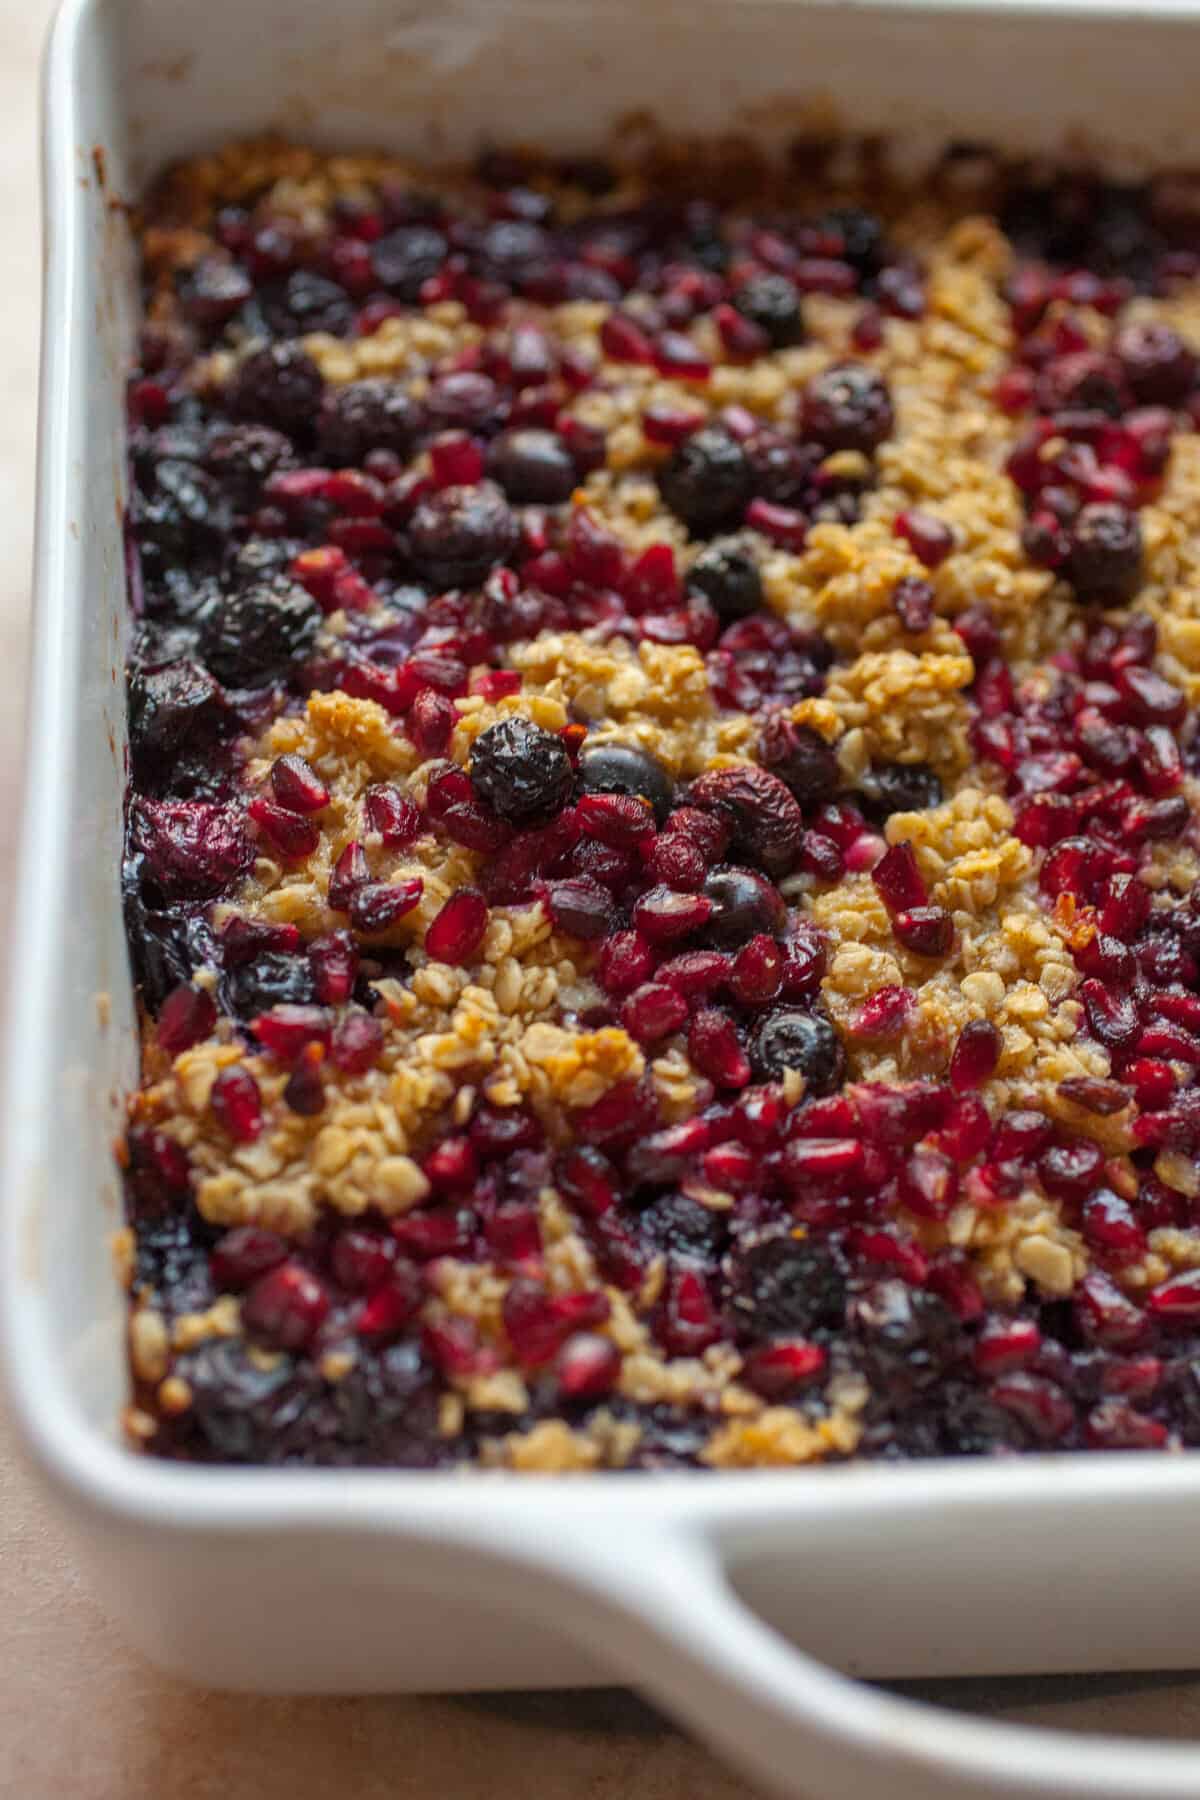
[9,0,1200,1793]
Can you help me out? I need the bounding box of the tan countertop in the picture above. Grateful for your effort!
[3,2,1200,1792]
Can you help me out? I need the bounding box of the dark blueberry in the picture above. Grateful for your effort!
[134,458,230,570]
[222,951,318,1021]
[260,270,354,339]
[175,1338,303,1462]
[407,483,517,588]
[470,716,574,822]
[131,1208,216,1315]
[686,538,763,620]
[637,1193,727,1261]
[370,225,448,300]
[1067,503,1143,604]
[576,742,675,825]
[732,274,805,349]
[122,881,219,1008]
[855,762,943,823]
[821,207,885,275]
[848,1280,964,1407]
[199,578,323,687]
[228,342,324,437]
[659,426,755,536]
[424,372,503,435]
[729,1230,847,1339]
[204,424,296,511]
[745,431,823,507]
[182,256,253,328]
[757,715,840,808]
[476,219,554,282]
[226,536,306,589]
[128,659,226,770]
[318,378,421,466]
[488,428,577,504]
[747,1004,845,1093]
[802,364,894,454]
[702,865,786,947]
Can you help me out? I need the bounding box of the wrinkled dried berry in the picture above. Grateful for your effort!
[747,1005,845,1094]
[470,716,574,822]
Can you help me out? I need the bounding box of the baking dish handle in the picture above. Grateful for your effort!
[562,1526,1200,1800]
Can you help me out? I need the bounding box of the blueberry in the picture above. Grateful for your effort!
[1068,503,1143,604]
[659,426,754,535]
[855,762,943,822]
[199,578,322,687]
[408,483,517,588]
[317,378,421,466]
[686,538,763,620]
[747,1004,845,1093]
[370,225,448,300]
[470,716,574,822]
[228,342,324,437]
[702,866,785,946]
[576,742,675,824]
[730,1230,847,1338]
[802,364,894,454]
[733,274,805,348]
[488,428,577,504]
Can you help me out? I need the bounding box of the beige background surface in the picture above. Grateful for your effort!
[4,0,1200,1792]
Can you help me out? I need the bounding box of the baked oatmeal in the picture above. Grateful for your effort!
[120,136,1200,1468]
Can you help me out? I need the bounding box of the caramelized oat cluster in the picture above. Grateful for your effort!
[121,140,1200,1469]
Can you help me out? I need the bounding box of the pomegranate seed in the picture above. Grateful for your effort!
[356,1265,423,1340]
[158,983,217,1055]
[330,1227,395,1294]
[643,404,706,446]
[744,499,808,551]
[974,1318,1042,1374]
[242,1262,329,1350]
[1101,1356,1162,1400]
[658,1265,721,1356]
[741,1340,827,1399]
[576,791,655,847]
[1075,1270,1147,1347]
[364,783,421,847]
[1147,1270,1200,1318]
[784,1137,865,1185]
[898,1147,958,1218]
[1085,1402,1168,1451]
[729,935,784,1005]
[557,1332,621,1398]
[425,888,489,964]
[350,878,423,933]
[309,931,358,1004]
[600,312,655,363]
[1083,1189,1147,1262]
[701,1142,758,1189]
[270,754,330,813]
[850,985,915,1039]
[423,1316,486,1379]
[408,688,458,758]
[847,1227,929,1285]
[321,469,387,516]
[1080,980,1140,1052]
[657,950,730,998]
[328,840,369,910]
[872,841,928,912]
[1117,663,1186,727]
[1098,873,1151,941]
[249,796,321,861]
[895,509,954,568]
[654,331,710,380]
[893,906,955,957]
[1039,1137,1105,1198]
[503,1279,610,1367]
[210,1226,287,1291]
[989,1373,1074,1443]
[210,1066,263,1142]
[429,432,485,488]
[937,1094,992,1162]
[331,1010,384,1074]
[557,1146,617,1217]
[1128,1058,1176,1110]
[688,1009,751,1088]
[423,1135,478,1190]
[251,1004,333,1061]
[949,1018,1001,1091]
[547,877,615,940]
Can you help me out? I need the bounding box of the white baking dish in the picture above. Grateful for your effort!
[9,0,1200,1793]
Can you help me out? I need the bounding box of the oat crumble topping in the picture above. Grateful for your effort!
[121,136,1200,1468]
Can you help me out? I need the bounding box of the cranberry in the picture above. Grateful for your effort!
[210,1066,263,1142]
[633,886,713,943]
[892,576,935,633]
[893,906,954,958]
[872,841,928,912]
[949,1019,1001,1092]
[895,510,954,568]
[157,983,217,1055]
[687,765,805,875]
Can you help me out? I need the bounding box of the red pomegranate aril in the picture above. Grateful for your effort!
[1080,979,1140,1052]
[847,1227,929,1285]
[658,1265,721,1357]
[1082,1189,1147,1262]
[270,754,330,814]
[1098,872,1151,941]
[621,982,689,1044]
[407,688,458,758]
[1039,1137,1105,1198]
[1075,1270,1147,1347]
[937,1094,992,1163]
[600,311,655,363]
[309,931,358,1004]
[898,1147,958,1219]
[654,331,710,380]
[700,1142,758,1189]
[157,982,217,1056]
[643,403,706,446]
[429,432,485,488]
[801,832,845,883]
[893,906,955,958]
[423,1315,486,1379]
[210,1225,287,1291]
[655,950,730,998]
[556,1145,617,1219]
[423,1135,478,1191]
[1138,1022,1200,1064]
[1147,1270,1200,1319]
[623,541,680,612]
[331,1009,385,1074]
[503,1279,610,1367]
[350,878,423,934]
[633,886,713,943]
[1128,1058,1176,1111]
[1116,663,1186,727]
[895,509,954,568]
[741,1339,827,1399]
[989,1373,1074,1443]
[556,1332,621,1399]
[949,1018,1001,1092]
[729,935,784,1005]
[744,499,808,551]
[425,887,489,964]
[356,1265,423,1340]
[714,303,770,359]
[849,985,915,1039]
[974,1318,1042,1375]
[210,1066,263,1143]
[251,1004,333,1061]
[872,841,928,912]
[1102,1356,1162,1400]
[362,784,421,848]
[328,839,369,910]
[321,469,387,516]
[249,797,321,861]
[1085,1402,1168,1451]
[1142,726,1185,796]
[688,1008,751,1089]
[784,1137,865,1185]
[242,1261,329,1351]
